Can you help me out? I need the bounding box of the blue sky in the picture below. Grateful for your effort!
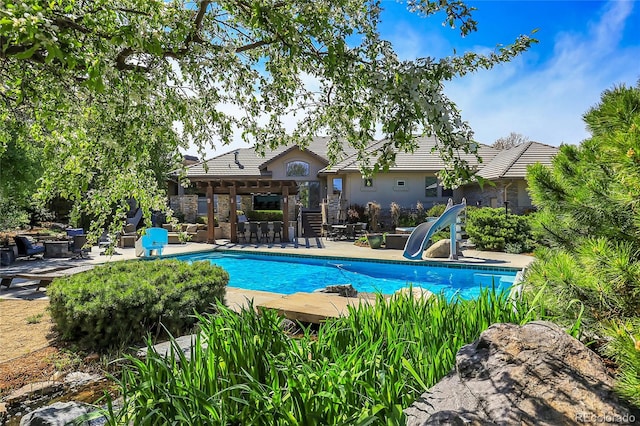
[381,0,639,147]
[188,0,639,158]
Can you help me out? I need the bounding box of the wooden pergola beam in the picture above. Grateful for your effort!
[206,183,215,243]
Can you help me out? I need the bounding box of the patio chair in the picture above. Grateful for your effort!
[65,228,88,258]
[140,227,168,257]
[345,223,356,240]
[272,221,283,243]
[14,236,45,259]
[70,234,89,259]
[321,223,330,239]
[259,221,270,243]
[248,222,259,243]
[126,207,143,230]
[237,221,247,243]
[322,223,337,240]
[356,223,367,237]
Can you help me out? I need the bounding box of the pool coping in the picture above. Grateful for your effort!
[167,248,523,273]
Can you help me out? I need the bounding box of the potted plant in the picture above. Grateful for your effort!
[367,233,384,249]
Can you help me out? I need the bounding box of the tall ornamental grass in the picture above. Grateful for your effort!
[105,288,539,425]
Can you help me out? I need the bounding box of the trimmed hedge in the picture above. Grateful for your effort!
[466,207,534,252]
[48,259,228,349]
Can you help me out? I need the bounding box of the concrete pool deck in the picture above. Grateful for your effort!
[0,239,535,318]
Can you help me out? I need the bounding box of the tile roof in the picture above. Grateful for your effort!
[182,137,557,180]
[477,141,558,180]
[183,137,358,179]
[319,136,499,173]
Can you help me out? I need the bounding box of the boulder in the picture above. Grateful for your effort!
[423,239,451,258]
[320,284,358,298]
[20,401,94,426]
[405,321,638,426]
[395,286,434,300]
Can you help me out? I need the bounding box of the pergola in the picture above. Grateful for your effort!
[193,178,299,243]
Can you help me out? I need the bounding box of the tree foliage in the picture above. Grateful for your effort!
[0,123,45,229]
[525,82,640,406]
[1,0,536,236]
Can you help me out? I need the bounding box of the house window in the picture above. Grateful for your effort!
[286,161,310,177]
[332,178,343,195]
[363,178,374,188]
[425,177,438,197]
[394,179,408,191]
[197,197,208,216]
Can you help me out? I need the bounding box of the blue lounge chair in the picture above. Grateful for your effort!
[140,228,168,256]
[14,236,45,259]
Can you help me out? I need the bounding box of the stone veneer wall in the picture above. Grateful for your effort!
[217,196,230,222]
[169,195,198,223]
[219,222,231,239]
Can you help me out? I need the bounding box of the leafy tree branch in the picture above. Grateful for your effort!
[1,0,537,236]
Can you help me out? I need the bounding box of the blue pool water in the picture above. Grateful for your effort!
[174,251,518,299]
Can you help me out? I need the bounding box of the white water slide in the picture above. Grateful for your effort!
[402,199,466,260]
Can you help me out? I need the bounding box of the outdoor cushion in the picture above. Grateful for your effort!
[14,236,45,257]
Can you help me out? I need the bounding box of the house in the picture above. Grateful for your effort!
[169,137,557,241]
[462,140,558,212]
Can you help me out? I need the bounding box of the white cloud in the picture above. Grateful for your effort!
[444,0,639,146]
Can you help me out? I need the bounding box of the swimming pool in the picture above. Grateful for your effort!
[173,251,519,299]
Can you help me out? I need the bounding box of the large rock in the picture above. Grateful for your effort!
[319,284,358,298]
[395,286,434,300]
[405,321,638,425]
[20,401,94,426]
[423,239,455,258]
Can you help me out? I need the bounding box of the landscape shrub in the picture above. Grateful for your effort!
[106,288,543,424]
[48,259,228,349]
[397,215,416,227]
[390,201,401,228]
[346,203,367,223]
[246,210,283,221]
[397,207,424,227]
[426,203,447,218]
[603,320,640,407]
[173,210,186,223]
[466,207,535,252]
[0,197,29,230]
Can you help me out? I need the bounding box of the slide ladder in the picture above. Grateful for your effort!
[402,199,466,260]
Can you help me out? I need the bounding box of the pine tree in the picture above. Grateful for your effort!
[525,82,640,406]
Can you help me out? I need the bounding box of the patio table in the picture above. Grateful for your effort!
[44,240,72,258]
[331,224,347,239]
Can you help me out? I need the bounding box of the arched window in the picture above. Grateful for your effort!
[286,161,310,177]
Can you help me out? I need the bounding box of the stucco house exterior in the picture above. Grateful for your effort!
[169,136,557,241]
